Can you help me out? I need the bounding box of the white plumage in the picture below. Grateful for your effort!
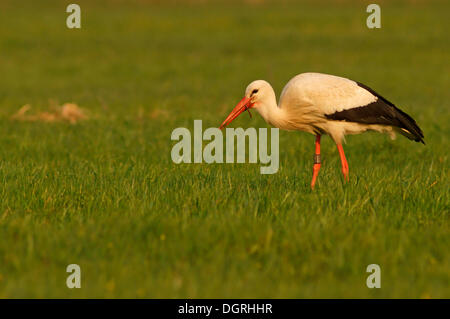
[280,73,377,114]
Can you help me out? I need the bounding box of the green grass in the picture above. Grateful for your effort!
[0,0,449,298]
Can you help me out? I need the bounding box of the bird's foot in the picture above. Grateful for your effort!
[342,166,349,182]
[311,163,321,189]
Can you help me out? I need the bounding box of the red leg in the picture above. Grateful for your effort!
[337,144,349,181]
[311,135,321,189]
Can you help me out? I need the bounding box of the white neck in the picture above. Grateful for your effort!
[251,81,316,134]
[254,85,285,128]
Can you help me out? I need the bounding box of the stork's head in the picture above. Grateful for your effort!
[219,80,274,129]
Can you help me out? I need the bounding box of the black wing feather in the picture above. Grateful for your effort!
[325,82,425,144]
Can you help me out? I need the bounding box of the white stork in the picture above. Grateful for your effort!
[219,72,424,188]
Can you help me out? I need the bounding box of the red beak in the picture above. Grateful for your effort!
[219,97,253,129]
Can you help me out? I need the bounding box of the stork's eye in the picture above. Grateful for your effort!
[251,89,259,95]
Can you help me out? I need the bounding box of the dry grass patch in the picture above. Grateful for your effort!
[11,103,88,124]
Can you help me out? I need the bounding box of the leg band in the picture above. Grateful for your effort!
[314,154,321,164]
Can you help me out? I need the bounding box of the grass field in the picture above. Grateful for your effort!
[0,0,448,298]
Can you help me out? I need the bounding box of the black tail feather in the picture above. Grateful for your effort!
[357,82,425,144]
[390,105,425,144]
